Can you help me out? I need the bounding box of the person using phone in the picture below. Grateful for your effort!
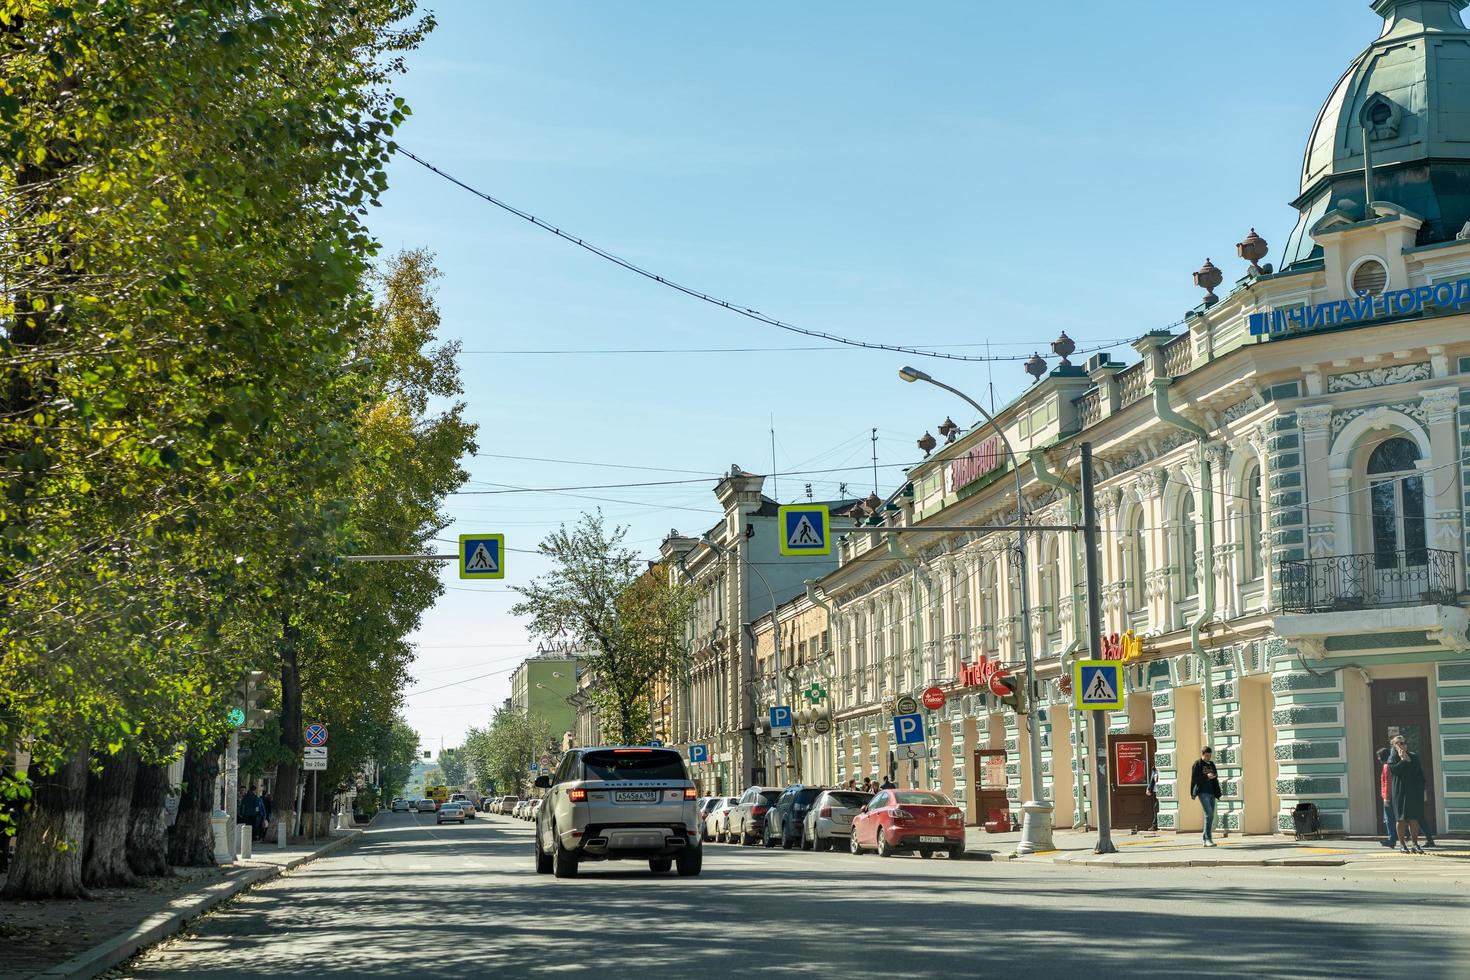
[1189,747,1222,847]
[1388,735,1427,854]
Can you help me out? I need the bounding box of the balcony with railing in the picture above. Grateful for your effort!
[1278,550,1458,614]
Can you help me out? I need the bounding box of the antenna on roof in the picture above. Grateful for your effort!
[871,427,879,494]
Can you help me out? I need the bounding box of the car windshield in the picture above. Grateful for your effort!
[582,749,687,781]
[795,788,824,805]
[825,792,873,808]
[758,789,782,804]
[892,791,955,806]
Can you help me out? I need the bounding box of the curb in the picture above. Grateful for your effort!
[32,830,363,980]
[1049,853,1346,869]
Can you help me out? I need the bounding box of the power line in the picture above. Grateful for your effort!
[387,138,1139,364]
[461,339,1137,356]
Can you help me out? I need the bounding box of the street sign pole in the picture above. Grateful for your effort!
[1081,442,1117,855]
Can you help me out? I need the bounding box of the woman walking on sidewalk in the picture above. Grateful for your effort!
[1378,748,1398,848]
[1389,735,1427,854]
[1190,747,1222,847]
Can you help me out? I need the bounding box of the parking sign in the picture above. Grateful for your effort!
[689,744,710,765]
[769,705,793,736]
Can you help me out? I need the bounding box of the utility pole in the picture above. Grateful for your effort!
[1080,443,1117,854]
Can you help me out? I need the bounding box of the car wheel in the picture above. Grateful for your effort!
[948,845,965,860]
[876,831,894,858]
[919,849,933,859]
[534,832,553,875]
[763,824,775,849]
[849,831,862,855]
[649,858,673,874]
[816,834,829,853]
[676,844,703,877]
[781,828,794,850]
[552,827,579,879]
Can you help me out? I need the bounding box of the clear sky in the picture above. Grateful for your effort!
[371,0,1383,754]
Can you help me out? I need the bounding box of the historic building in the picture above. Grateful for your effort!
[813,0,1470,837]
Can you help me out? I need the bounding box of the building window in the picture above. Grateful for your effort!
[1244,464,1264,582]
[1121,502,1147,613]
[1367,437,1426,567]
[1041,536,1060,635]
[1177,491,1199,598]
[1350,257,1388,297]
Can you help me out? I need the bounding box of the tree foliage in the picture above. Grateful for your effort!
[463,708,554,797]
[511,513,695,745]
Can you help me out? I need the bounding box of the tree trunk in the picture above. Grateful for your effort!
[82,746,139,888]
[274,631,302,840]
[2,744,88,900]
[167,739,222,867]
[126,759,174,877]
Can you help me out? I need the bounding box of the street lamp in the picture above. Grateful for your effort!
[898,365,1053,854]
[699,536,788,784]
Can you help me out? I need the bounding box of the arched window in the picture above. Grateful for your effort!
[1120,502,1148,613]
[1177,491,1199,597]
[1368,437,1426,568]
[1244,464,1264,582]
[1041,536,1061,634]
[980,560,999,653]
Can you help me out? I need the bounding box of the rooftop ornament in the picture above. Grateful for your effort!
[1050,331,1076,366]
[937,416,960,443]
[863,491,883,515]
[917,431,937,457]
[1193,258,1224,307]
[1236,229,1272,277]
[1024,352,1047,383]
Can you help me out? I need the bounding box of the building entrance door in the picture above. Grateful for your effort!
[1370,677,1436,833]
[974,749,1009,832]
[1107,733,1157,832]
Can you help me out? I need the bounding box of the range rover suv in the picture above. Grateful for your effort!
[533,746,702,879]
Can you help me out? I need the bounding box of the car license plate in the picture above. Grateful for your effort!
[919,835,945,843]
[614,790,657,804]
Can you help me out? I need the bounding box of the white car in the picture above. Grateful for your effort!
[450,795,477,819]
[704,797,739,842]
[437,803,467,825]
[533,746,702,878]
[391,798,410,812]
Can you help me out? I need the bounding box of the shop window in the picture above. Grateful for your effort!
[1367,437,1426,567]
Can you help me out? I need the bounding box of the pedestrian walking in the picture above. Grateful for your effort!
[1388,735,1427,854]
[1378,748,1397,848]
[1146,764,1160,832]
[262,792,274,841]
[240,783,263,842]
[1189,746,1222,846]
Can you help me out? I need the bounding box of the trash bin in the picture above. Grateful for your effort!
[1292,802,1322,840]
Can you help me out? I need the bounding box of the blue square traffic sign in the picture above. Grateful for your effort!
[892,713,925,746]
[1074,659,1123,711]
[689,744,709,764]
[778,505,831,557]
[769,705,793,733]
[459,533,505,580]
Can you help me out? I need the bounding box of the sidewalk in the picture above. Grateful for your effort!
[0,830,361,980]
[964,825,1470,871]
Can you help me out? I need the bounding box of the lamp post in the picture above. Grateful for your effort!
[700,536,787,784]
[898,365,1053,853]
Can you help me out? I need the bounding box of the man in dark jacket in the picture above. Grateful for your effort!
[240,784,263,842]
[1189,747,1222,847]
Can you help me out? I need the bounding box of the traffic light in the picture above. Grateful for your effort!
[992,675,1027,714]
[232,671,275,731]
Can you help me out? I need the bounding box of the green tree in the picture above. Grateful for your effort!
[511,513,696,745]
[463,708,555,797]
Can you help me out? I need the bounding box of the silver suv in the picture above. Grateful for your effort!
[533,746,702,878]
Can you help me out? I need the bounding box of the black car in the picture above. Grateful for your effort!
[766,784,827,849]
[731,786,783,846]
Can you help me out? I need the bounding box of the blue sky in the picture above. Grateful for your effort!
[377,0,1381,752]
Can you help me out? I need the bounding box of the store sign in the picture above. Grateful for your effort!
[1249,276,1470,338]
[959,655,1011,697]
[536,637,591,656]
[1099,630,1144,663]
[1114,740,1149,786]
[949,435,1004,492]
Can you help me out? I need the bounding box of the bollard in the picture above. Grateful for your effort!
[211,809,232,864]
[238,824,254,860]
[277,817,288,848]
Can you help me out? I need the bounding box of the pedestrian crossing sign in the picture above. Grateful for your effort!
[778,504,831,556]
[1074,659,1123,711]
[459,533,505,580]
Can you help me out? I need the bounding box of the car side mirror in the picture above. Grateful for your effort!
[533,775,550,789]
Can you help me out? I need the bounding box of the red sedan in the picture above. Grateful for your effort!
[849,789,965,859]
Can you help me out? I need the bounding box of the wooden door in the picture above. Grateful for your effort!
[1108,734,1158,833]
[1370,678,1436,831]
[973,749,1009,832]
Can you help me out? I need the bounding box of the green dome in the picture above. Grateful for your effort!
[1284,0,1470,268]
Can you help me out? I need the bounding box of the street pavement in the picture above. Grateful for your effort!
[115,811,1470,979]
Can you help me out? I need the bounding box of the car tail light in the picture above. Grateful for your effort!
[752,805,769,815]
[683,787,698,800]
[891,808,914,820]
[947,811,963,822]
[820,806,833,818]
[567,789,587,803]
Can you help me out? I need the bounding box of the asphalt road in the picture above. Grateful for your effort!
[119,811,1470,979]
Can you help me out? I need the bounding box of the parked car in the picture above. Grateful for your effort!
[695,797,723,839]
[437,803,467,825]
[533,745,702,878]
[803,789,873,851]
[496,795,521,815]
[849,789,965,859]
[705,797,740,843]
[527,799,543,820]
[391,798,410,812]
[730,786,783,846]
[766,784,827,849]
[452,797,477,819]
[514,799,530,819]
[415,798,436,813]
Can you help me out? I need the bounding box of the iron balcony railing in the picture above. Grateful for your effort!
[1278,549,1458,614]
